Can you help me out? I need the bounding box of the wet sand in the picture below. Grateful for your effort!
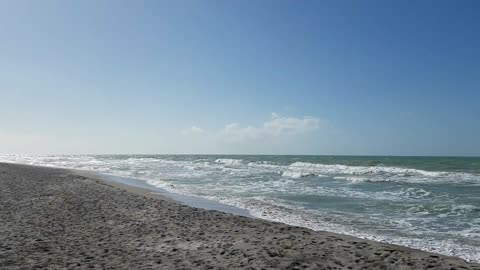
[0,162,478,269]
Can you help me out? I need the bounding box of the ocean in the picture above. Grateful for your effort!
[1,154,479,262]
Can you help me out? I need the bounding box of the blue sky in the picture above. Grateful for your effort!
[0,1,479,155]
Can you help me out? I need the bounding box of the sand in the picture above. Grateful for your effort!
[0,162,478,270]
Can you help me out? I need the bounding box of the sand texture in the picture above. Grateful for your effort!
[0,162,478,270]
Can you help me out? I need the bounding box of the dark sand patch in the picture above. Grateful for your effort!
[0,162,478,269]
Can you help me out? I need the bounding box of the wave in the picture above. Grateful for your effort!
[281,171,316,178]
[399,187,433,199]
[2,155,479,184]
[215,158,243,166]
[288,162,449,177]
[281,162,479,183]
[407,204,480,218]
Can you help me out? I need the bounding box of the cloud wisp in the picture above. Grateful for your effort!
[183,113,321,143]
[181,126,205,135]
[220,114,320,142]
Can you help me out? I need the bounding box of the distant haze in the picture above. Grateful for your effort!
[0,1,479,156]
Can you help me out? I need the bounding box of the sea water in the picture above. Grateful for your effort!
[1,154,479,262]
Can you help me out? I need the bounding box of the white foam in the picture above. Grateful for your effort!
[215,158,243,166]
[2,155,478,184]
[285,162,479,184]
[400,187,433,199]
[281,171,315,178]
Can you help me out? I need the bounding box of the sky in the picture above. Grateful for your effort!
[0,1,479,156]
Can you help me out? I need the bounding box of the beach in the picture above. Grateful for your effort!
[0,162,478,270]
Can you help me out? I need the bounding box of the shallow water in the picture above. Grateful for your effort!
[100,174,252,218]
[1,154,479,262]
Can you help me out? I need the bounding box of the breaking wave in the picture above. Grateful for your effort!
[281,162,479,183]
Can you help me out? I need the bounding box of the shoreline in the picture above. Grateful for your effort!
[95,172,253,218]
[0,162,479,269]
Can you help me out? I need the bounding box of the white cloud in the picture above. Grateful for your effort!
[264,114,320,135]
[219,114,320,142]
[180,113,321,149]
[181,126,204,135]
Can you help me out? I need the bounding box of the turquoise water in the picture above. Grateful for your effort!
[1,154,479,262]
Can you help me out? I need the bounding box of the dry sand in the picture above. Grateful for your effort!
[0,162,478,270]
